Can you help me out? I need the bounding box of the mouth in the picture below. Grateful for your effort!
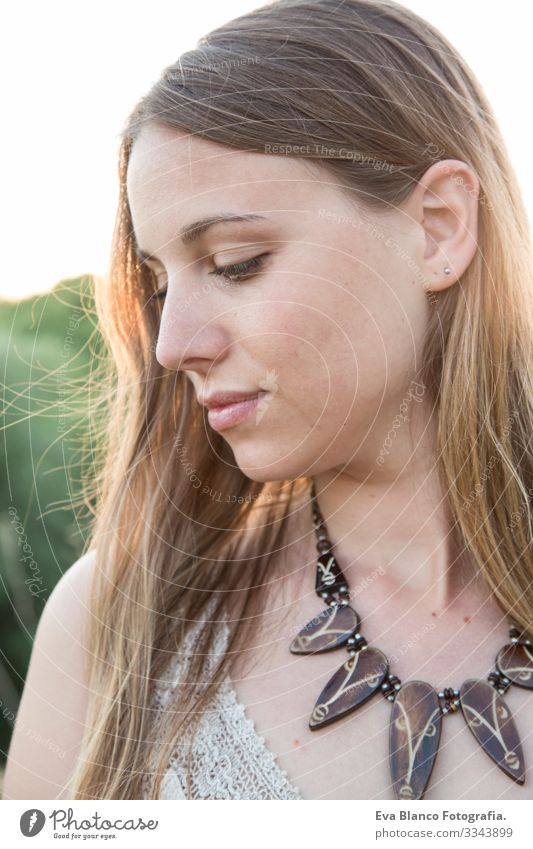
[205,391,268,432]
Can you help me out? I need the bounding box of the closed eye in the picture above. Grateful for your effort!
[151,253,270,300]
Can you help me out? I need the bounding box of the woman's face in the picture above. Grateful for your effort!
[126,123,442,482]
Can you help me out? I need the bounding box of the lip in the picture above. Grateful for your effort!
[202,391,268,431]
[198,390,263,410]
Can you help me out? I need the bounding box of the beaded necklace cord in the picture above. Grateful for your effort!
[289,482,533,799]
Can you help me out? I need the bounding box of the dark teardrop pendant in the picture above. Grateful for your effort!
[315,551,348,596]
[389,681,442,800]
[460,678,525,784]
[290,604,360,654]
[496,643,533,689]
[309,647,388,729]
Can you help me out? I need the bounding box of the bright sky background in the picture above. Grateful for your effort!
[2,0,532,301]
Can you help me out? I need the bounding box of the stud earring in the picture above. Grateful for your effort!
[444,266,452,275]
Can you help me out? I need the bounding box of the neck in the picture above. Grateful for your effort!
[308,402,478,616]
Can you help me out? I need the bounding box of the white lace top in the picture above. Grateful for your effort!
[142,612,303,800]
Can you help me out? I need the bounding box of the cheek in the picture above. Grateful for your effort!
[241,284,416,420]
[246,303,357,423]
[249,300,337,372]
[262,295,364,387]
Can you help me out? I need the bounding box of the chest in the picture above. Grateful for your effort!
[228,605,533,800]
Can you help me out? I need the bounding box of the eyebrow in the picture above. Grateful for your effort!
[134,213,269,262]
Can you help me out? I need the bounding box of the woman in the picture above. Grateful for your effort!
[4,0,533,801]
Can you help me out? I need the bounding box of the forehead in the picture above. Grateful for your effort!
[126,123,324,216]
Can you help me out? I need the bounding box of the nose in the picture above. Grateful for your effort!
[154,284,232,372]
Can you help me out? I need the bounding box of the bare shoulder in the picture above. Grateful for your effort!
[3,548,97,800]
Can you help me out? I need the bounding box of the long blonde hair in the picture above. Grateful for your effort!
[70,0,533,798]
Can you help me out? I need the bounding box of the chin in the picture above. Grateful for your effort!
[230,445,312,484]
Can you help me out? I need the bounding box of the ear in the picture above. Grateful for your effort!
[405,159,480,292]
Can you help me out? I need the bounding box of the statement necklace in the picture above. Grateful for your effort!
[289,482,533,800]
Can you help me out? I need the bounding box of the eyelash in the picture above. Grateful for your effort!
[150,253,269,300]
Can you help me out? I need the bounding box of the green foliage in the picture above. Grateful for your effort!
[0,276,98,765]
